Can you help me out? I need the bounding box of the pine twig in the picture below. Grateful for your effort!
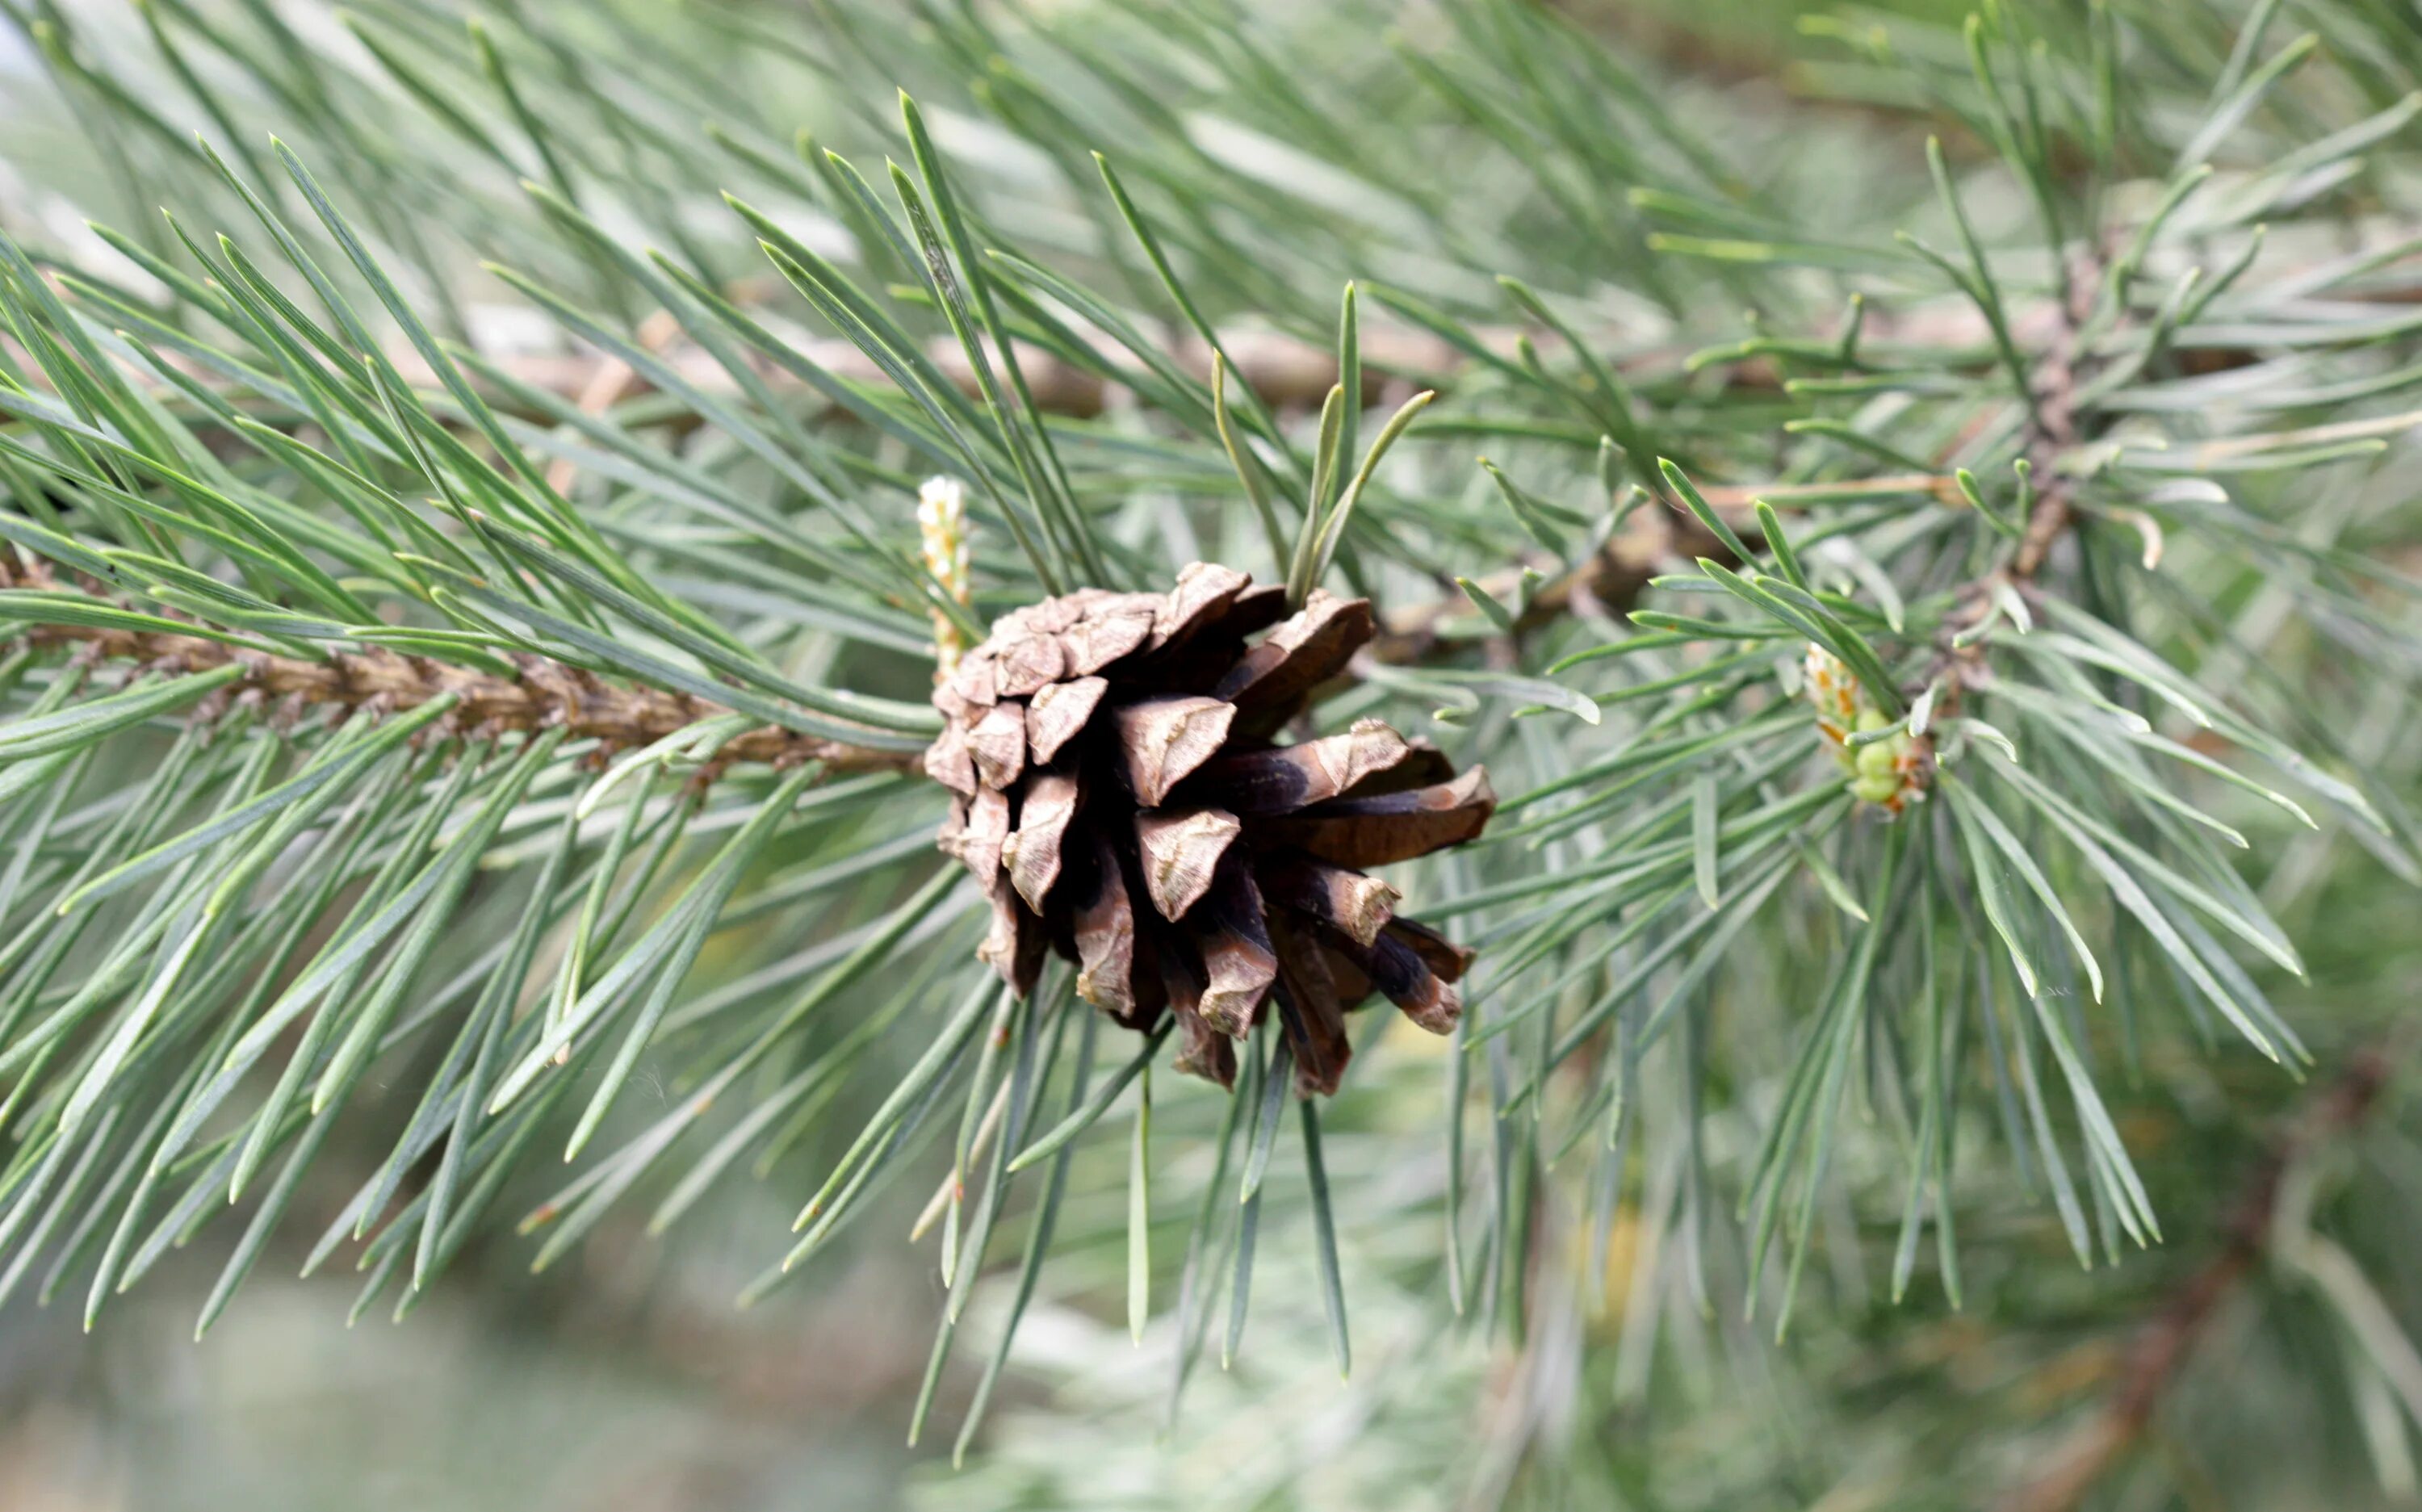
[539,308,683,496]
[1996,1036,2405,1512]
[1372,496,1737,664]
[1933,251,2102,707]
[399,302,1963,417]
[400,257,2422,420]
[0,553,917,775]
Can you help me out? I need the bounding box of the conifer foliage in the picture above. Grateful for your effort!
[0,0,2420,1502]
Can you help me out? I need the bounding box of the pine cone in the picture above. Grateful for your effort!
[927,563,1494,1095]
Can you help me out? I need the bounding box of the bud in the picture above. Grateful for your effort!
[917,476,973,681]
[1797,645,1928,815]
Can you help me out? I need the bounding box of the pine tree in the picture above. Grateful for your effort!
[0,1,2418,1506]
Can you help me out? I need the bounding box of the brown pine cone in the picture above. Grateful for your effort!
[927,563,1494,1095]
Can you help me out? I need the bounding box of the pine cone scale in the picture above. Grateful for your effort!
[1027,676,1106,763]
[927,564,1494,1095]
[1136,807,1242,920]
[1071,831,1138,1015]
[967,702,1027,790]
[1114,696,1234,805]
[1163,957,1235,1089]
[1148,562,1252,650]
[1211,590,1375,730]
[1257,852,1400,949]
[1188,857,1279,1037]
[1269,909,1355,1084]
[1384,915,1476,981]
[1004,770,1078,911]
[1260,768,1496,869]
[1174,718,1418,814]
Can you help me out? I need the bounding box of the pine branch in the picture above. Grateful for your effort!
[1997,1035,2406,1512]
[0,552,916,776]
[400,264,2422,420]
[1934,253,2101,703]
[0,6,2415,1485]
[1371,494,1739,664]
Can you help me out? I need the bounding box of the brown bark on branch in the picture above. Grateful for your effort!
[407,297,2057,420]
[0,554,919,776]
[413,260,2422,420]
[1996,1039,2403,1512]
